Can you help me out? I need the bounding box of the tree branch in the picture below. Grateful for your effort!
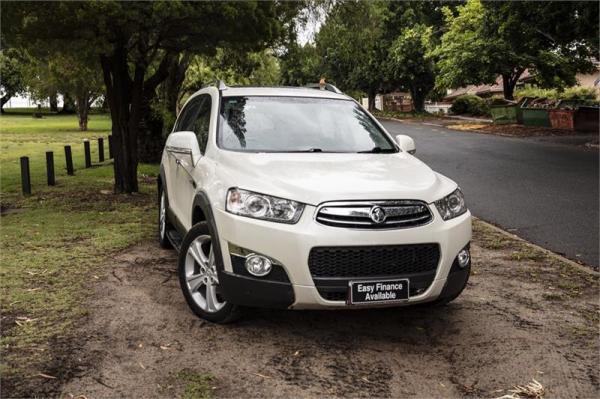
[143,52,174,94]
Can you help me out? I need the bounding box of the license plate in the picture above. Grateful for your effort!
[348,279,409,305]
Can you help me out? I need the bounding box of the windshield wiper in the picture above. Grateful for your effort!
[357,147,396,153]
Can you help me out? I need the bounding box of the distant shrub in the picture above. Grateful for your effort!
[559,86,598,102]
[450,95,489,116]
[514,85,559,100]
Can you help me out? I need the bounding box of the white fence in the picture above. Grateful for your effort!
[424,103,452,114]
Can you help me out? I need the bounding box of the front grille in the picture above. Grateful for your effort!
[320,291,348,301]
[308,244,440,278]
[316,200,433,229]
[309,244,440,302]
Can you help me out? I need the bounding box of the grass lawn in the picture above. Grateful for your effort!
[0,110,159,396]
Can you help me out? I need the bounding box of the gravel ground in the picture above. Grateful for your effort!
[19,222,599,398]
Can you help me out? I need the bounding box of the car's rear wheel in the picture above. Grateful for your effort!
[178,222,240,323]
[158,188,172,249]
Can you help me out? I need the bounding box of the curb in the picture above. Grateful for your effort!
[474,217,599,276]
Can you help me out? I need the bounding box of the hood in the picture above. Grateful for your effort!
[215,151,457,206]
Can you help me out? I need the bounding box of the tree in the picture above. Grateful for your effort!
[0,49,26,113]
[279,43,320,86]
[388,25,436,112]
[137,47,283,163]
[435,0,599,100]
[315,0,388,110]
[4,1,300,193]
[24,53,103,130]
[50,54,104,131]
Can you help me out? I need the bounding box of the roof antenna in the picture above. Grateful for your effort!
[217,80,228,91]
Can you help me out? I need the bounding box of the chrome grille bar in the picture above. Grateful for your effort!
[315,200,433,229]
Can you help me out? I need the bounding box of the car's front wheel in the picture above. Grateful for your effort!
[178,222,240,323]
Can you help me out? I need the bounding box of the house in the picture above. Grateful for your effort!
[361,91,414,112]
[444,64,600,102]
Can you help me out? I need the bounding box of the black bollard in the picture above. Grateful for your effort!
[64,145,74,175]
[20,156,31,196]
[46,151,55,186]
[98,137,104,162]
[84,139,91,168]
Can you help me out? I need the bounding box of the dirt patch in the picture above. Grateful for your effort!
[12,225,597,398]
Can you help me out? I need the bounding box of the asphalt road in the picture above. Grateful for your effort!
[380,119,599,268]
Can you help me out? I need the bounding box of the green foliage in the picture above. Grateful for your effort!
[450,94,490,116]
[388,24,436,112]
[0,49,26,109]
[514,85,599,103]
[181,49,281,100]
[315,1,388,97]
[514,86,559,101]
[435,0,599,99]
[560,87,598,102]
[279,43,321,86]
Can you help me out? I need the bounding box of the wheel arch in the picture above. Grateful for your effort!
[158,165,167,202]
[192,191,225,273]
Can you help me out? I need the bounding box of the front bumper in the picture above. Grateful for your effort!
[214,204,471,309]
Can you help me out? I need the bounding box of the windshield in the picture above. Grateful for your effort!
[218,96,397,153]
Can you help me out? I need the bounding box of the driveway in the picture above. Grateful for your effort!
[379,119,599,268]
[60,236,598,398]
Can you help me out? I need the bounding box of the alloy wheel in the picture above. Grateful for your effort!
[184,235,226,313]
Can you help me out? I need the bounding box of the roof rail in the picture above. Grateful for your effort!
[305,82,343,94]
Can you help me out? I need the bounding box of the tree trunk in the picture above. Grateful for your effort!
[101,46,141,194]
[367,87,376,111]
[100,47,173,193]
[60,93,76,114]
[0,93,12,113]
[76,92,89,131]
[501,70,524,101]
[49,93,58,113]
[410,86,426,113]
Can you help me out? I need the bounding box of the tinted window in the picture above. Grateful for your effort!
[175,94,211,154]
[218,96,396,153]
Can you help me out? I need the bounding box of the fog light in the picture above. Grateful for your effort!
[457,248,470,268]
[245,254,272,277]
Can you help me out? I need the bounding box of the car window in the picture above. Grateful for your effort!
[217,96,396,153]
[174,94,211,154]
[193,96,211,154]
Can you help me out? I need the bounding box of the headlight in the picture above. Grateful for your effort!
[434,188,467,221]
[226,188,304,224]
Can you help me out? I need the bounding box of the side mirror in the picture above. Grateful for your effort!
[165,131,201,166]
[395,135,416,154]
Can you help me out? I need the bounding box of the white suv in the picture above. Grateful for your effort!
[158,82,472,323]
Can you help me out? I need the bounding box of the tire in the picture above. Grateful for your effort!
[178,222,241,323]
[158,186,173,249]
